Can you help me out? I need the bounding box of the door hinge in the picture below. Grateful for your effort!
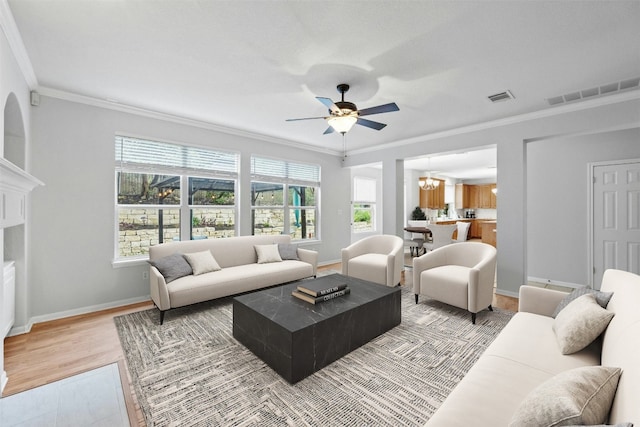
[593,267,596,274]
[593,176,596,184]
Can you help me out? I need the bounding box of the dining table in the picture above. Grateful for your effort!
[404,226,432,257]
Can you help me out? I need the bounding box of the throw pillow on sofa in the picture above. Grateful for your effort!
[553,293,615,355]
[183,250,222,275]
[147,253,193,283]
[255,244,283,264]
[509,366,622,427]
[552,286,613,318]
[278,243,299,260]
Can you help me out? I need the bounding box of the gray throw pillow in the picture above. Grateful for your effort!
[147,253,192,283]
[278,243,299,260]
[552,285,614,318]
[509,366,622,427]
[553,293,615,355]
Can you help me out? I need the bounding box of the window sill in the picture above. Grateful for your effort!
[112,257,149,269]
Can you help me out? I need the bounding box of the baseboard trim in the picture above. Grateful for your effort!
[495,288,519,299]
[8,295,151,337]
[527,276,583,289]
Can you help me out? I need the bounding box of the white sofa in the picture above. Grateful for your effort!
[149,235,318,324]
[426,268,640,426]
[341,235,404,287]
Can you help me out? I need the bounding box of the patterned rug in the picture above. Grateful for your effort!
[115,277,514,427]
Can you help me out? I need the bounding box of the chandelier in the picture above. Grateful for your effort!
[419,157,440,190]
[419,176,440,191]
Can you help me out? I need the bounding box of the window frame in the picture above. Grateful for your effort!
[352,176,377,233]
[250,155,320,241]
[114,135,239,264]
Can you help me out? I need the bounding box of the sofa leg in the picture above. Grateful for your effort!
[159,310,165,325]
[471,313,476,324]
[488,305,493,312]
[415,294,418,304]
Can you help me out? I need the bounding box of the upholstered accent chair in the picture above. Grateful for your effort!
[413,242,497,323]
[342,234,404,287]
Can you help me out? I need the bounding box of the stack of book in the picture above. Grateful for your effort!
[292,277,350,304]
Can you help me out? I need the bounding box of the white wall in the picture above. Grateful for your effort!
[527,128,640,286]
[343,96,640,297]
[27,95,350,325]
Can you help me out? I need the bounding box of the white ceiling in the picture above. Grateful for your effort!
[6,0,640,173]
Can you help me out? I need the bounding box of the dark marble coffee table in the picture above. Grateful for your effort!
[232,273,401,383]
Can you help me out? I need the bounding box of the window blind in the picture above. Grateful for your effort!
[115,135,238,176]
[353,177,376,202]
[250,156,320,185]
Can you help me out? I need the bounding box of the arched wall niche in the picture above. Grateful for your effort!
[4,92,26,169]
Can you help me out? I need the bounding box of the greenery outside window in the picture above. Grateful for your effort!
[115,136,238,261]
[250,156,320,240]
[353,177,376,233]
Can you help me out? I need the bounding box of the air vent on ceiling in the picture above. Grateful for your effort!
[546,77,640,106]
[488,90,515,103]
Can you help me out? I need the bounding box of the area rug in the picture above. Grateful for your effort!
[115,277,514,427]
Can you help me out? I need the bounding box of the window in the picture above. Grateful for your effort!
[115,136,238,261]
[352,177,376,233]
[250,156,320,240]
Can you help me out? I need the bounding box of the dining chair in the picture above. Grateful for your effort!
[424,223,457,252]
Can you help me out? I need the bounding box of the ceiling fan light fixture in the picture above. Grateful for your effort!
[328,115,357,134]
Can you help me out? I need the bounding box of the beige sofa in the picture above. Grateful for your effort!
[149,235,317,324]
[426,268,639,426]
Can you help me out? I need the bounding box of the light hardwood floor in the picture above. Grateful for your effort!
[3,262,518,426]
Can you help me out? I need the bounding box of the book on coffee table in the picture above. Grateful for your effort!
[292,287,350,304]
[297,277,348,297]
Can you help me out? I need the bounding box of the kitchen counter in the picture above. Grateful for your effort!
[434,219,497,240]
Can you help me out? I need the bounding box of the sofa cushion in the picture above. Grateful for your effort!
[553,293,615,355]
[278,243,299,260]
[167,260,313,308]
[347,253,387,286]
[420,265,471,310]
[147,253,192,283]
[255,244,283,264]
[183,250,221,275]
[552,286,613,318]
[509,366,622,427]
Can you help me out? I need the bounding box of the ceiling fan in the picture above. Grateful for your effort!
[286,83,399,135]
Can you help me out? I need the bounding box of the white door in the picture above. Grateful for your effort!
[592,160,640,289]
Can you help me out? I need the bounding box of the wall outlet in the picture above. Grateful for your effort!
[142,271,149,280]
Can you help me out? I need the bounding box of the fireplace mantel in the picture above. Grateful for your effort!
[0,157,44,229]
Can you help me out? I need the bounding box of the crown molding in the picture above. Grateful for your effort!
[36,86,342,157]
[0,0,38,89]
[347,89,640,157]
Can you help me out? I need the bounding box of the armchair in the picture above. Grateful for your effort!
[413,242,497,323]
[342,235,404,287]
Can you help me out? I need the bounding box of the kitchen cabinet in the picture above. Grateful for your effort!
[419,178,445,209]
[481,221,497,247]
[458,184,497,209]
[489,184,497,208]
[455,184,471,209]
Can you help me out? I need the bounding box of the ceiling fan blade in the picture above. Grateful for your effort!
[323,126,335,135]
[357,102,399,117]
[316,97,342,115]
[356,117,387,131]
[285,116,327,121]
